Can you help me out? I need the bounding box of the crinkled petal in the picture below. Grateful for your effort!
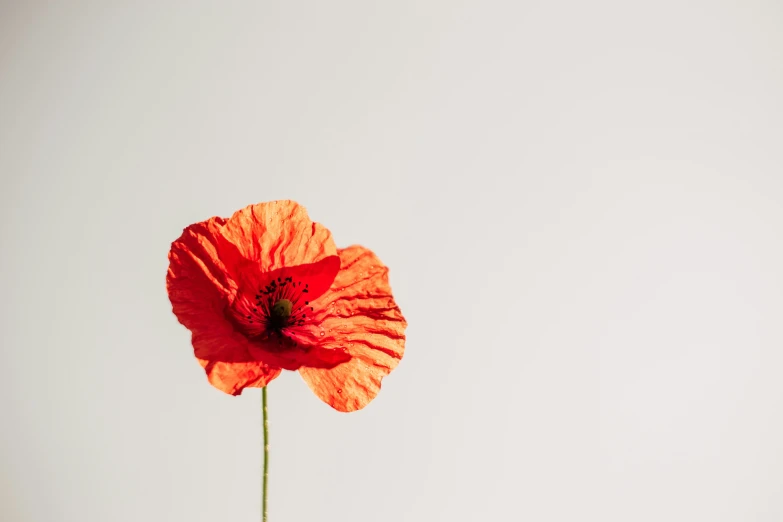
[167,217,280,394]
[299,246,407,412]
[218,200,337,272]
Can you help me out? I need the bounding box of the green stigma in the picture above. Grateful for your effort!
[270,299,293,320]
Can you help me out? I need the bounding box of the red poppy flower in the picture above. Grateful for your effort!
[166,200,407,412]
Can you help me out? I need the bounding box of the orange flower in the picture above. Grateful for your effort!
[166,200,406,412]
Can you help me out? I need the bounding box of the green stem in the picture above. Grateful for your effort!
[262,386,269,522]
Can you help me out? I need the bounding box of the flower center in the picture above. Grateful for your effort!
[269,299,293,329]
[235,275,316,341]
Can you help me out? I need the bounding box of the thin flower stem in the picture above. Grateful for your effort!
[262,386,269,522]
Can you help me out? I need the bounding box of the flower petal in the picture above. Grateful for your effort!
[299,246,407,412]
[167,217,280,394]
[219,200,337,272]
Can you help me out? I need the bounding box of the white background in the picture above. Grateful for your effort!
[2,1,782,521]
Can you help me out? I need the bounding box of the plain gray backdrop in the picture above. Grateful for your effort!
[2,1,782,521]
